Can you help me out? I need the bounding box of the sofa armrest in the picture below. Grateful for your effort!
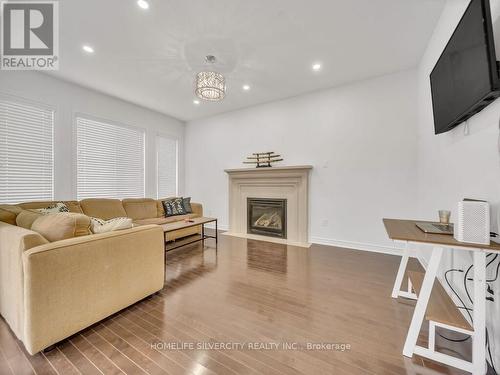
[22,225,164,354]
[191,202,203,217]
[0,222,49,342]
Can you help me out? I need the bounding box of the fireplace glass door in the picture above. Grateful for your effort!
[247,198,287,238]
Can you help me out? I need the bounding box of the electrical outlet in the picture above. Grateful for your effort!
[321,219,328,227]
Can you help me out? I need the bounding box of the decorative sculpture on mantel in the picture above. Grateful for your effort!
[243,152,283,168]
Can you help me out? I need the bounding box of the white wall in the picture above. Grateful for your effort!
[185,70,419,252]
[417,0,500,367]
[0,71,185,200]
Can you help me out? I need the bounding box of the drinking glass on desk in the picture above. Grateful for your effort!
[439,210,451,225]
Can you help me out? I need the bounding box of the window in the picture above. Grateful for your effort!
[76,116,145,200]
[156,135,178,198]
[0,96,54,204]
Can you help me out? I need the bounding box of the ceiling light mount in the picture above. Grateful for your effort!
[205,55,217,64]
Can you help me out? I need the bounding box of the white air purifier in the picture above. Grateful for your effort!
[454,200,490,245]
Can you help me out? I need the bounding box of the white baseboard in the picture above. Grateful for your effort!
[204,222,229,231]
[310,236,404,256]
[204,225,403,256]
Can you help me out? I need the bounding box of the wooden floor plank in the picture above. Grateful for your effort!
[112,313,216,375]
[42,348,80,375]
[92,323,169,375]
[0,234,476,374]
[81,328,148,374]
[132,303,267,375]
[143,287,371,375]
[69,334,125,375]
[133,299,353,375]
[129,303,286,375]
[0,346,15,375]
[103,318,193,375]
[16,341,57,375]
[122,308,238,375]
[0,319,36,375]
[57,339,103,375]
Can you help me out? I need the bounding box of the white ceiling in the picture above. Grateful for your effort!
[50,0,445,121]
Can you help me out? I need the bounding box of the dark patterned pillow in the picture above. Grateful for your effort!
[182,197,192,213]
[36,202,70,214]
[162,198,186,217]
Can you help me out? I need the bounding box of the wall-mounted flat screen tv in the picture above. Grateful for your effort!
[430,0,499,134]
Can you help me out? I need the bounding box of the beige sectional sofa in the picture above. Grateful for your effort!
[0,197,203,354]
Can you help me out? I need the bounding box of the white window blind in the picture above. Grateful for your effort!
[76,116,145,200]
[157,135,178,198]
[0,97,54,204]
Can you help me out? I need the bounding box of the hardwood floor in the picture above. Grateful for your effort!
[0,233,478,374]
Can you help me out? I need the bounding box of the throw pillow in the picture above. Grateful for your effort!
[182,197,193,213]
[162,198,186,217]
[16,209,44,229]
[90,217,133,234]
[31,213,92,242]
[0,204,23,225]
[36,202,70,214]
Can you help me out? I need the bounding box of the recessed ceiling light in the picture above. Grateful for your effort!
[137,0,149,9]
[312,63,322,71]
[242,84,251,91]
[193,99,200,105]
[82,45,94,54]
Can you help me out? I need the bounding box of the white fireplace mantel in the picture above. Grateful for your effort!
[224,165,312,247]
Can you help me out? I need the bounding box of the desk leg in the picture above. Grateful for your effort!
[472,251,487,375]
[202,224,205,248]
[403,246,443,357]
[392,242,409,298]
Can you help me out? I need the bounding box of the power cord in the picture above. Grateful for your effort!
[463,256,498,374]
[487,258,500,282]
[437,269,472,343]
[440,259,498,374]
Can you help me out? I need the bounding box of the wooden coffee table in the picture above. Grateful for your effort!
[162,217,218,251]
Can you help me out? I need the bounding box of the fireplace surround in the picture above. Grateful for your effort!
[224,165,312,247]
[247,198,287,238]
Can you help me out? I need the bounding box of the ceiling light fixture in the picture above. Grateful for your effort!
[82,45,94,54]
[193,99,200,105]
[312,63,322,71]
[137,0,149,9]
[242,84,251,91]
[195,55,226,102]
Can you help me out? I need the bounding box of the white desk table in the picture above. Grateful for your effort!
[384,219,500,375]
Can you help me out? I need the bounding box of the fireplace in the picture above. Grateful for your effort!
[247,198,287,239]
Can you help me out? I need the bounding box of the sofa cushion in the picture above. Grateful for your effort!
[16,210,44,229]
[31,213,92,242]
[122,198,157,220]
[19,201,83,214]
[133,213,198,226]
[79,199,127,220]
[0,205,23,225]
